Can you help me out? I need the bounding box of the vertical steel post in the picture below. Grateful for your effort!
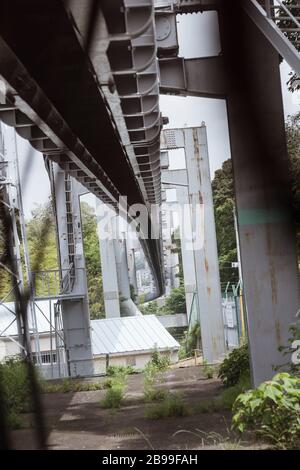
[184,126,226,362]
[218,1,300,385]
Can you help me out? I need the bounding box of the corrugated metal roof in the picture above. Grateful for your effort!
[91,315,180,356]
[0,303,180,356]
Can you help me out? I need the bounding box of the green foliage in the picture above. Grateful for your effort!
[150,348,170,371]
[143,350,170,402]
[275,310,300,377]
[195,374,251,413]
[212,159,238,287]
[177,322,201,360]
[163,286,186,315]
[232,373,300,449]
[14,200,105,318]
[277,2,300,92]
[202,360,214,379]
[140,286,186,316]
[145,392,187,419]
[80,201,104,319]
[171,227,184,284]
[101,367,128,409]
[41,377,103,393]
[101,384,125,409]
[218,343,250,388]
[0,356,33,428]
[187,321,200,354]
[106,364,135,377]
[286,112,300,260]
[139,300,159,315]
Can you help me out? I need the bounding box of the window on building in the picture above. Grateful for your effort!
[32,351,57,365]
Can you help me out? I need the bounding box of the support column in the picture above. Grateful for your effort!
[184,126,226,362]
[114,236,141,317]
[96,200,120,318]
[96,200,140,317]
[49,162,93,377]
[218,2,300,385]
[176,186,198,322]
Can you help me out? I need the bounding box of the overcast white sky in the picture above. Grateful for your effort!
[15,11,300,219]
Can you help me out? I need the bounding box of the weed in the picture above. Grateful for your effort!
[144,388,168,402]
[100,384,125,409]
[218,343,250,387]
[41,378,103,393]
[145,393,187,419]
[0,356,34,428]
[106,365,134,377]
[232,372,300,449]
[202,360,214,379]
[195,374,251,413]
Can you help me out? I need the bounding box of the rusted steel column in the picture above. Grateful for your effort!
[218,1,300,385]
[184,126,226,363]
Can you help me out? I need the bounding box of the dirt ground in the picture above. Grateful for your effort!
[10,365,262,450]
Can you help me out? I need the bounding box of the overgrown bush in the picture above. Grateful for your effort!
[145,392,187,419]
[203,360,214,379]
[101,368,128,409]
[41,377,103,393]
[106,365,135,377]
[143,349,170,402]
[218,343,250,387]
[276,310,300,377]
[101,383,125,409]
[150,348,170,371]
[0,356,33,428]
[195,374,251,413]
[232,372,300,449]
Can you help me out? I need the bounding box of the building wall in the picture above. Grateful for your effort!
[93,349,178,375]
[0,334,56,362]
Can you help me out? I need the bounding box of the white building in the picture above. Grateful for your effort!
[0,302,179,378]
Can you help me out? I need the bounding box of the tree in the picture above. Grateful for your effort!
[7,199,105,319]
[163,285,187,314]
[80,201,104,319]
[211,159,239,289]
[211,111,300,289]
[277,1,300,92]
[286,112,300,259]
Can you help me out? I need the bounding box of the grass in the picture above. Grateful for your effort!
[145,392,188,419]
[0,356,35,428]
[100,384,125,409]
[202,361,215,379]
[194,375,251,413]
[40,377,104,393]
[144,387,168,403]
[100,368,129,409]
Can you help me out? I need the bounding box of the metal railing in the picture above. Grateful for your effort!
[262,0,300,46]
[31,265,82,299]
[243,0,300,76]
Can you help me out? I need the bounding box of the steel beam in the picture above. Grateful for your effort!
[242,0,300,77]
[159,56,227,98]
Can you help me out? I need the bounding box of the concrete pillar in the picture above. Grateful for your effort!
[96,200,140,317]
[176,186,198,322]
[49,162,93,377]
[184,126,226,362]
[114,236,141,317]
[218,2,300,385]
[161,128,225,362]
[96,200,121,318]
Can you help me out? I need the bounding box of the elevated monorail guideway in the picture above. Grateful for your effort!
[0,0,164,296]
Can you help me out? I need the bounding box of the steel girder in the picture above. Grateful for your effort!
[0,0,164,295]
